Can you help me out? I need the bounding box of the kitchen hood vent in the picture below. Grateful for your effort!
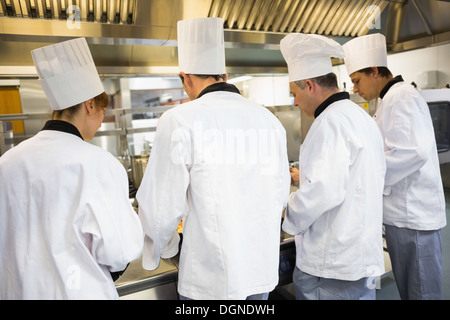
[1,0,450,77]
[0,0,137,24]
[209,0,389,37]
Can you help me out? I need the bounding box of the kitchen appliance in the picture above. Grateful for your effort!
[420,89,450,164]
[0,121,14,156]
[350,93,378,116]
[131,153,149,189]
[272,105,301,162]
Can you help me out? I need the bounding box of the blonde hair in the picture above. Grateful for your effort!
[52,92,109,120]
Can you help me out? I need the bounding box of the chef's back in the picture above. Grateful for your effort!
[136,18,291,300]
[0,38,143,300]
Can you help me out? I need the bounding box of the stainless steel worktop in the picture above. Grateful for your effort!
[115,255,179,299]
[115,235,295,300]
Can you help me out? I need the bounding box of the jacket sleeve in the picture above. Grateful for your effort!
[79,155,144,274]
[136,111,191,270]
[283,118,351,235]
[382,92,435,187]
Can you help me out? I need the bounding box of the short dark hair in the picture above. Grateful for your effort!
[358,66,392,78]
[294,72,338,90]
[178,74,226,85]
[194,74,227,81]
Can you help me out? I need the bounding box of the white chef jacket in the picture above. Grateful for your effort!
[0,123,143,300]
[283,93,386,281]
[136,84,291,300]
[374,77,446,230]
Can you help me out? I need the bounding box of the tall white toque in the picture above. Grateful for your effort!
[177,17,226,75]
[31,37,104,110]
[280,33,344,82]
[342,33,388,76]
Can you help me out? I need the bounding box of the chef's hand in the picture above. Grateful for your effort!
[290,167,299,186]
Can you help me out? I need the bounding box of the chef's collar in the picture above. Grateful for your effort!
[197,82,241,99]
[41,120,84,140]
[380,75,404,99]
[314,92,350,118]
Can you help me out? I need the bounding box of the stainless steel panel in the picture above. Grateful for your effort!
[386,0,408,50]
[19,79,51,136]
[209,0,389,36]
[277,0,301,33]
[1,0,450,75]
[335,0,366,36]
[343,0,372,36]
[272,105,301,162]
[286,0,308,33]
[317,0,344,35]
[295,0,318,33]
[0,120,14,156]
[115,255,179,298]
[1,0,137,23]
[119,282,178,300]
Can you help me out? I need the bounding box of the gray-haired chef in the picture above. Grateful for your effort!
[281,33,386,300]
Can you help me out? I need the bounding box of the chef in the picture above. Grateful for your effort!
[280,33,386,300]
[0,38,143,299]
[136,17,291,300]
[343,33,447,300]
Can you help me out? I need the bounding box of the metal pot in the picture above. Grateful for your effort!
[0,121,14,156]
[131,154,149,189]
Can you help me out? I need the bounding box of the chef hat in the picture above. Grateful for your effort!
[280,33,344,82]
[342,33,388,76]
[31,37,104,110]
[177,17,226,75]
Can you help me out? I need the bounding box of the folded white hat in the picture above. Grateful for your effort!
[177,17,226,75]
[31,38,104,110]
[280,33,344,82]
[342,33,388,76]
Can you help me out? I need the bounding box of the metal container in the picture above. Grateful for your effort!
[272,105,301,162]
[0,121,14,156]
[131,154,149,189]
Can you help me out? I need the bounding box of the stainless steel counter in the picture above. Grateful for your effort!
[115,235,296,300]
[116,255,180,299]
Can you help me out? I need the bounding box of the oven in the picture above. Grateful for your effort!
[420,89,450,164]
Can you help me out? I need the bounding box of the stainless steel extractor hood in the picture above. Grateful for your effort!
[0,0,449,77]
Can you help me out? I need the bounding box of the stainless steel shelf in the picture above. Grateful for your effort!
[0,105,173,138]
